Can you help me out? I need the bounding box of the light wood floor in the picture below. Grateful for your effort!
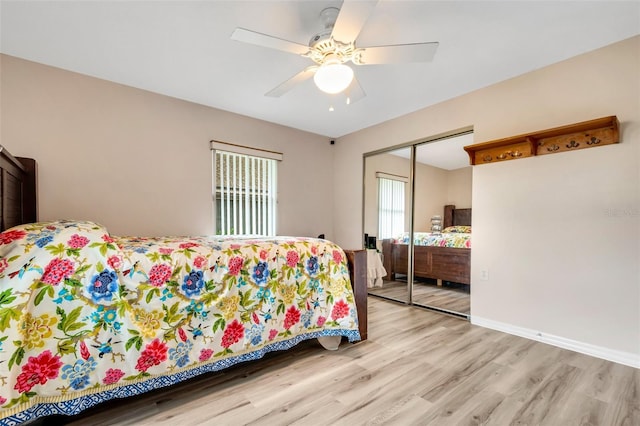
[38,297,637,426]
[368,279,470,315]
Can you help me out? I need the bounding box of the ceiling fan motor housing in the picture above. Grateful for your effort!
[309,29,333,48]
[305,7,363,65]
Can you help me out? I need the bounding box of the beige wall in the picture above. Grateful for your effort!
[412,161,449,231]
[334,36,639,364]
[445,166,472,210]
[0,54,334,239]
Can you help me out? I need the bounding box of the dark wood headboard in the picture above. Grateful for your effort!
[443,204,472,229]
[0,145,37,231]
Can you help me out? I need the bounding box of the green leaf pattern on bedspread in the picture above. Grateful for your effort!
[0,221,359,422]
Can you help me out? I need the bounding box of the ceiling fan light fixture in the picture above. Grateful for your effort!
[313,62,354,94]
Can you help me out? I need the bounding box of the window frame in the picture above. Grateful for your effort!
[211,141,282,236]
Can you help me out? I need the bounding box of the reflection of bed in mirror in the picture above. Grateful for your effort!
[382,205,471,285]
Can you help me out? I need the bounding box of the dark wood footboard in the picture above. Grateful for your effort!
[381,239,470,285]
[344,249,367,341]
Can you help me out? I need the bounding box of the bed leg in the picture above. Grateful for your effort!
[437,279,443,287]
[317,336,342,350]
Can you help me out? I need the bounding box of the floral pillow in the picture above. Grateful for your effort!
[442,225,472,234]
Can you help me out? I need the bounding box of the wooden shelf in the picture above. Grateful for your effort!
[464,116,619,165]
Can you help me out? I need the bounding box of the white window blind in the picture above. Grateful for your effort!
[211,142,280,236]
[377,174,406,240]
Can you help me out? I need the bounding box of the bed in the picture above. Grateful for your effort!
[0,147,366,425]
[381,205,471,285]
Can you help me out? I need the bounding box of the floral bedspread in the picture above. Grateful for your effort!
[0,221,360,424]
[395,231,471,249]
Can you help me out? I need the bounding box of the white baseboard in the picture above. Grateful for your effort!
[471,316,640,369]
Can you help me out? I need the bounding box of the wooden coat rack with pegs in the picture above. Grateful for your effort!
[463,116,619,165]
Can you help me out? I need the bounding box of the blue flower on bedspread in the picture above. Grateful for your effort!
[306,256,319,276]
[308,278,322,293]
[35,235,54,248]
[169,340,193,368]
[251,261,269,285]
[246,323,265,346]
[181,270,204,298]
[61,357,98,390]
[87,270,119,303]
[301,309,313,328]
[185,300,209,320]
[53,288,74,304]
[256,287,274,303]
[26,228,59,244]
[160,287,174,302]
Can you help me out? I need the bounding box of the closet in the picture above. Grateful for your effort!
[363,131,473,318]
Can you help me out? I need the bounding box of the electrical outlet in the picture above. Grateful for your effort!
[480,269,489,281]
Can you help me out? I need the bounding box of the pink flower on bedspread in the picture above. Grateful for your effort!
[193,256,206,268]
[268,329,278,340]
[41,258,75,285]
[107,255,122,271]
[148,264,172,287]
[317,316,326,327]
[332,249,343,265]
[67,234,89,249]
[102,368,125,385]
[14,350,62,393]
[283,306,301,329]
[331,300,350,321]
[286,250,299,267]
[135,339,168,372]
[0,229,27,244]
[0,258,8,274]
[199,349,214,362]
[259,249,268,260]
[159,247,173,255]
[221,319,244,348]
[179,242,198,249]
[102,234,115,243]
[0,396,6,405]
[228,256,244,276]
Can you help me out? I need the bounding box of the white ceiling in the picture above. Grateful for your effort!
[1,0,638,141]
[390,132,473,170]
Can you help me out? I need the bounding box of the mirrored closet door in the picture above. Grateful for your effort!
[363,147,411,304]
[410,136,472,317]
[364,132,473,318]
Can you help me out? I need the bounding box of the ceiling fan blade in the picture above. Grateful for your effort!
[359,42,439,64]
[345,77,366,104]
[231,28,309,56]
[331,0,378,44]
[265,66,318,97]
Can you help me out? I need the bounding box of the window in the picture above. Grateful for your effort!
[211,141,281,236]
[377,173,406,239]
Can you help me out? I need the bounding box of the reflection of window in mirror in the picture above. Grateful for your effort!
[363,149,410,251]
[377,172,407,241]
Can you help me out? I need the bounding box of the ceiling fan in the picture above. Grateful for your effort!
[230,0,439,104]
